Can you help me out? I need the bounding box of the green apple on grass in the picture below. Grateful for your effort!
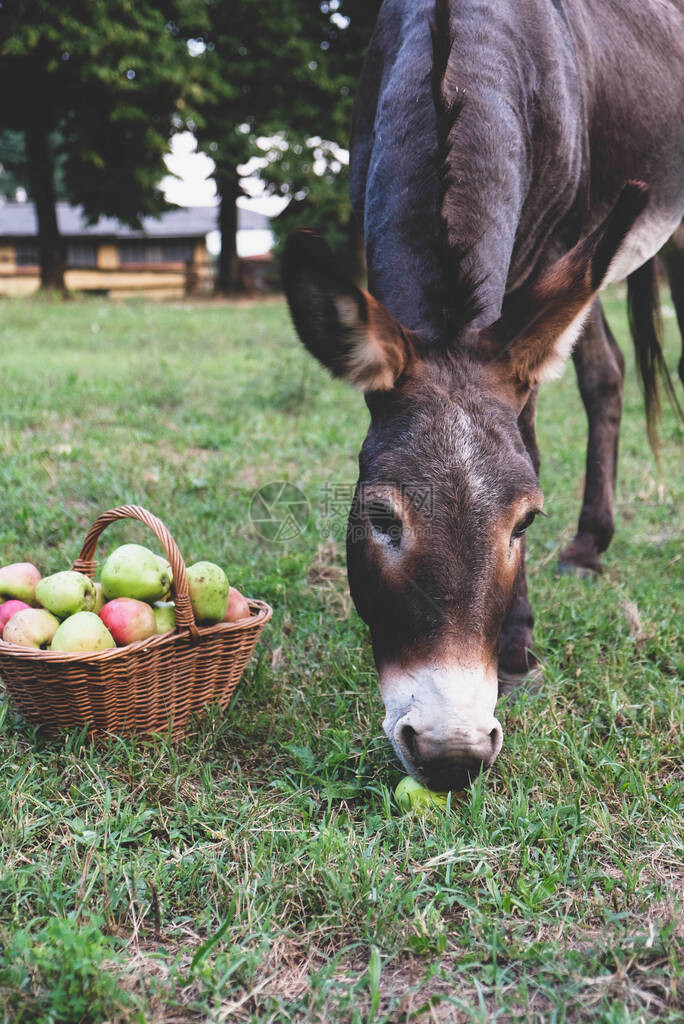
[394,776,450,813]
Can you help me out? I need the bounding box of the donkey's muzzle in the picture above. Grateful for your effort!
[398,719,503,792]
[380,662,503,792]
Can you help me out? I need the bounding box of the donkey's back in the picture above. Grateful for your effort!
[351,0,684,333]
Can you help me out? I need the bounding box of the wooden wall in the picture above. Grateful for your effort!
[0,240,213,298]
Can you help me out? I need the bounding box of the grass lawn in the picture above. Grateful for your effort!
[0,289,681,1023]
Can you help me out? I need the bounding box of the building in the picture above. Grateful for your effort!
[0,202,272,298]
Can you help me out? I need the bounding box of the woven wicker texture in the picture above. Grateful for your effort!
[0,505,272,739]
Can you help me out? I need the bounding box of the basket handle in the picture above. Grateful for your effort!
[72,505,200,640]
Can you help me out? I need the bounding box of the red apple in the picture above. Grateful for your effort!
[0,600,31,632]
[3,608,59,648]
[99,597,156,646]
[0,563,41,605]
[223,586,250,622]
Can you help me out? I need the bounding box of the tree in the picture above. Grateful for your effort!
[186,0,380,292]
[184,1,326,293]
[0,1,197,290]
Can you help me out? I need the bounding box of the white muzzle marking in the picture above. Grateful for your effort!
[380,663,503,779]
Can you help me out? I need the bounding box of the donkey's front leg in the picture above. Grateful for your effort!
[558,300,624,575]
[499,390,540,692]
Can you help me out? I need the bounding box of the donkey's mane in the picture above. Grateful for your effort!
[429,0,487,340]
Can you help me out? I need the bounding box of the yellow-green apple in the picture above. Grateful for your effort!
[101,544,170,602]
[224,587,250,622]
[3,608,60,648]
[0,600,31,632]
[36,571,96,618]
[156,555,173,598]
[0,563,42,605]
[92,582,106,614]
[50,612,116,652]
[152,600,175,634]
[99,598,156,646]
[394,776,450,812]
[186,562,229,623]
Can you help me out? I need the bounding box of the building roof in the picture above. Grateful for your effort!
[0,202,269,238]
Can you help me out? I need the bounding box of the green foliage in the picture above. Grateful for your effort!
[0,1,197,224]
[0,290,680,1021]
[184,0,380,275]
[0,917,134,1023]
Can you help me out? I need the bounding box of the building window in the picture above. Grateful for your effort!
[118,240,193,264]
[118,241,144,264]
[161,240,192,263]
[66,242,98,268]
[15,242,39,266]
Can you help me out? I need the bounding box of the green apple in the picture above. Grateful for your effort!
[156,555,173,598]
[92,582,106,614]
[101,544,170,602]
[152,600,175,634]
[186,561,229,624]
[394,776,449,813]
[3,608,59,648]
[36,571,96,618]
[51,611,116,652]
[0,562,42,605]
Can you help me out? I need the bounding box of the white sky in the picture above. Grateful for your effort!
[161,132,288,255]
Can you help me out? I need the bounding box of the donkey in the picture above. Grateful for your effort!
[283,0,684,791]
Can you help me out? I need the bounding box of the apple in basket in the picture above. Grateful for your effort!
[152,601,175,634]
[35,571,96,618]
[156,555,173,599]
[92,582,106,614]
[224,587,250,622]
[3,608,60,649]
[0,600,32,633]
[99,597,156,646]
[186,562,230,623]
[0,563,42,606]
[101,544,170,603]
[50,612,116,652]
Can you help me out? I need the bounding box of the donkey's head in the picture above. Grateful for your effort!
[283,183,648,790]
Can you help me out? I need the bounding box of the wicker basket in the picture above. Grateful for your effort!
[0,505,272,739]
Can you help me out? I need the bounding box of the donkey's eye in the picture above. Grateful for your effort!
[512,509,538,540]
[367,499,403,546]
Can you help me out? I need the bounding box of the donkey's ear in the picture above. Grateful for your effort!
[483,182,650,405]
[282,230,414,391]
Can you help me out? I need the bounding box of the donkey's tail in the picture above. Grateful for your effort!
[626,257,682,452]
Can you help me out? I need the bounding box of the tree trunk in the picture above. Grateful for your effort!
[215,172,241,295]
[25,122,65,291]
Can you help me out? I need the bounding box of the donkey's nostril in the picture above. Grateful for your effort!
[488,723,503,761]
[400,724,419,761]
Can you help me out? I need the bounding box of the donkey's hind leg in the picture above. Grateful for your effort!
[660,222,684,386]
[558,299,624,575]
